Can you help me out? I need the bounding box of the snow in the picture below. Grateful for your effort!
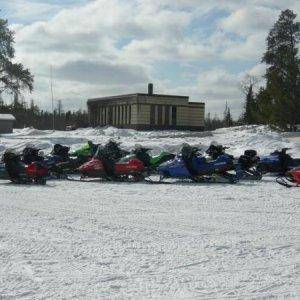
[0,125,299,299]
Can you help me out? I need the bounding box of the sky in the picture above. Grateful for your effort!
[0,0,299,117]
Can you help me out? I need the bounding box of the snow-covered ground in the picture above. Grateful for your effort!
[0,126,299,299]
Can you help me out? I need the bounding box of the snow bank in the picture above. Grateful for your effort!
[0,125,299,157]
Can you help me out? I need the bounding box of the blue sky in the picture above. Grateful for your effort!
[0,0,299,117]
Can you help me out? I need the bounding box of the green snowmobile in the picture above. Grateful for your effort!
[71,141,99,160]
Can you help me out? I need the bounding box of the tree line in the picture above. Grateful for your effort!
[0,96,89,130]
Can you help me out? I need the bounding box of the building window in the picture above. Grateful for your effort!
[165,105,170,126]
[98,106,101,125]
[172,106,177,126]
[150,105,155,125]
[103,107,106,125]
[128,105,131,125]
[98,106,102,126]
[108,106,113,124]
[157,105,162,126]
[102,108,105,126]
[117,106,121,125]
[113,106,116,125]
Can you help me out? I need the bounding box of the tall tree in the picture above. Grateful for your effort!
[255,87,274,124]
[223,102,233,127]
[240,74,259,125]
[0,18,34,95]
[262,9,300,130]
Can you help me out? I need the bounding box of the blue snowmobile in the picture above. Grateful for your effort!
[206,144,262,180]
[0,161,8,179]
[258,148,300,175]
[235,149,262,180]
[156,144,238,183]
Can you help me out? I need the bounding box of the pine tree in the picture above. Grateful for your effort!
[262,9,300,130]
[223,102,233,127]
[240,74,259,125]
[256,88,274,124]
[244,84,256,124]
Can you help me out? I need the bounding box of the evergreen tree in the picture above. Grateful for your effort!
[243,84,256,124]
[256,87,274,124]
[223,102,233,127]
[240,74,259,125]
[262,9,300,130]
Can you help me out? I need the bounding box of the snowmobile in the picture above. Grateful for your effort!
[206,144,231,160]
[258,148,300,174]
[77,154,146,181]
[0,162,8,179]
[20,146,65,178]
[235,149,262,180]
[77,144,174,181]
[2,150,47,184]
[71,141,99,160]
[206,144,262,180]
[276,167,300,188]
[76,140,133,181]
[131,146,175,171]
[157,145,238,183]
[43,144,83,177]
[22,146,44,164]
[49,144,71,162]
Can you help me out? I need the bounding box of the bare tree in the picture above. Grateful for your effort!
[239,74,260,95]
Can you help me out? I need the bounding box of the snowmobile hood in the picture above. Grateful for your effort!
[289,167,300,184]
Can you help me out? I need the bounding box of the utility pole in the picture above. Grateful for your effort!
[50,65,55,131]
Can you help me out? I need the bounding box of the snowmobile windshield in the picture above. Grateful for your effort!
[118,154,136,163]
[72,144,93,157]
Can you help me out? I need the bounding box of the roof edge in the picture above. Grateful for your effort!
[88,93,189,103]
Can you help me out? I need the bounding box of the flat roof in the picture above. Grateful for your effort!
[0,114,16,121]
[88,93,189,104]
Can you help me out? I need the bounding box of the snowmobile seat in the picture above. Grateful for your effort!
[244,149,257,158]
[22,147,44,164]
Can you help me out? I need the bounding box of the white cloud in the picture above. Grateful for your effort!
[219,6,279,37]
[4,0,63,22]
[3,0,299,116]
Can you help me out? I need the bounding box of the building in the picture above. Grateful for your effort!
[87,84,205,131]
[0,114,16,134]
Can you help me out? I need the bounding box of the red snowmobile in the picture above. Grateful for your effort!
[78,157,145,181]
[2,150,48,184]
[77,155,146,181]
[26,162,48,184]
[76,141,145,181]
[276,166,300,188]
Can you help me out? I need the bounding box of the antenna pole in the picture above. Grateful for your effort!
[50,65,55,131]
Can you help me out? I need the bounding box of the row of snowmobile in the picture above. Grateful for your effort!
[0,140,300,187]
